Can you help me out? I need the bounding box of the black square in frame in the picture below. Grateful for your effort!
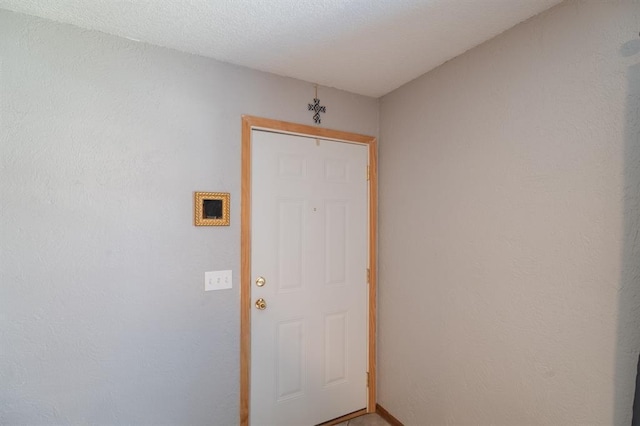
[203,199,223,219]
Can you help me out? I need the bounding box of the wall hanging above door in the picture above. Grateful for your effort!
[308,84,326,124]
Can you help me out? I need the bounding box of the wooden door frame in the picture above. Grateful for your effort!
[240,115,377,426]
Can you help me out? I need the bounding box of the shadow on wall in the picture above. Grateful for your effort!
[620,38,640,426]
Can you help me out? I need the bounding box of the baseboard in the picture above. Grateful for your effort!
[376,403,404,426]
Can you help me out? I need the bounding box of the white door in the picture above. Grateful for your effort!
[250,130,369,426]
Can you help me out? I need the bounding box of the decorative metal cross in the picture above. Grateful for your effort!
[308,98,326,124]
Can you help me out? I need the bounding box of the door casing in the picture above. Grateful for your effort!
[240,115,377,426]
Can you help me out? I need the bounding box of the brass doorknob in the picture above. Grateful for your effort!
[255,298,267,310]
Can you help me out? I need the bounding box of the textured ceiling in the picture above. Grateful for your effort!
[0,0,562,97]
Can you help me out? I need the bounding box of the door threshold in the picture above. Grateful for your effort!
[316,408,367,426]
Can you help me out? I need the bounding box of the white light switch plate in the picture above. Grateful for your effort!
[205,270,232,291]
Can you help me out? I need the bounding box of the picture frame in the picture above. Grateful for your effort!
[194,192,230,226]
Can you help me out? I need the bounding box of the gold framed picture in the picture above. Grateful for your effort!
[194,192,230,226]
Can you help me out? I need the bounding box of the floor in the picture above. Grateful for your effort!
[336,413,391,426]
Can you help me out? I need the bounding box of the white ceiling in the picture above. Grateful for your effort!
[0,0,562,97]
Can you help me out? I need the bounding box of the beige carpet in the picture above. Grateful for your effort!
[336,413,390,426]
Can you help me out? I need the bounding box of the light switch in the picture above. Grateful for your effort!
[205,270,232,291]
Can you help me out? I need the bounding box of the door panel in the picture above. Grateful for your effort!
[276,319,305,401]
[250,130,368,426]
[277,200,305,292]
[324,312,348,386]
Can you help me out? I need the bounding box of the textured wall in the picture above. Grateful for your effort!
[0,10,378,425]
[378,1,640,425]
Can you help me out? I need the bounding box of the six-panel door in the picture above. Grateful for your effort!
[250,130,369,426]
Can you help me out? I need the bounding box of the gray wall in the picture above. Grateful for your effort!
[0,9,378,425]
[378,1,640,425]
